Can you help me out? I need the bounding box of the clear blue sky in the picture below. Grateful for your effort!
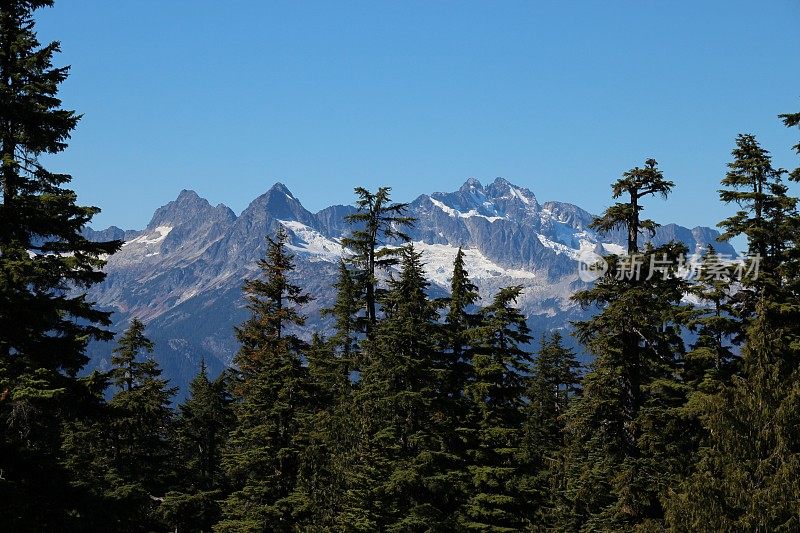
[36,1,800,238]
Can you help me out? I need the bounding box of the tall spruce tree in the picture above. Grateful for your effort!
[460,286,533,531]
[217,229,313,532]
[665,132,800,531]
[160,361,233,532]
[108,319,177,530]
[342,245,461,531]
[522,331,581,528]
[0,1,120,527]
[341,186,414,328]
[562,160,690,530]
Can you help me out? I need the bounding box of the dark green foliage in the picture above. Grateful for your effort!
[218,229,314,531]
[665,128,800,531]
[344,245,463,531]
[160,361,233,532]
[779,109,800,181]
[461,286,533,531]
[590,158,674,254]
[666,302,800,531]
[562,161,691,531]
[107,319,177,529]
[341,186,415,327]
[0,1,120,527]
[522,332,581,527]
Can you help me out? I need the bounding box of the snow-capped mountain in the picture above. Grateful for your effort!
[84,178,736,395]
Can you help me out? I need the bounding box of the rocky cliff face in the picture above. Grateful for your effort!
[85,178,735,396]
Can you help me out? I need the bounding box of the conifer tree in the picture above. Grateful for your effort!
[666,133,800,531]
[108,319,177,529]
[217,229,313,531]
[521,331,581,527]
[443,247,480,401]
[683,247,739,391]
[160,361,233,532]
[718,134,795,296]
[666,301,800,531]
[562,160,690,530]
[343,245,461,530]
[460,286,533,531]
[0,1,120,526]
[341,186,414,328]
[324,260,361,369]
[292,334,349,529]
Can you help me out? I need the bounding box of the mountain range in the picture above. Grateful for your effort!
[84,178,736,396]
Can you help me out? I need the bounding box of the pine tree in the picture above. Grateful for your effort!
[323,259,361,370]
[683,247,739,392]
[160,361,233,532]
[107,319,177,530]
[217,229,313,532]
[0,1,120,527]
[665,132,800,531]
[522,331,581,528]
[342,245,461,531]
[718,134,794,297]
[562,160,691,530]
[460,286,533,531]
[341,186,415,328]
[443,247,480,403]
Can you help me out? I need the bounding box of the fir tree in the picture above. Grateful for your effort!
[341,186,415,328]
[460,286,533,532]
[160,361,233,532]
[217,229,313,531]
[108,319,177,530]
[521,331,581,528]
[562,160,690,530]
[718,134,795,299]
[343,245,461,531]
[666,132,800,531]
[0,1,120,527]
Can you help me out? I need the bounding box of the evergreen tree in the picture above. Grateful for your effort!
[341,186,415,328]
[0,1,120,527]
[217,229,313,531]
[342,245,461,531]
[324,259,361,370]
[160,361,233,532]
[718,134,794,298]
[460,286,533,531]
[108,319,177,530]
[443,247,480,402]
[562,160,690,530]
[666,301,800,531]
[522,331,581,528]
[683,247,739,392]
[665,132,800,531]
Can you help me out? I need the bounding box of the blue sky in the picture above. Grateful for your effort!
[36,1,800,242]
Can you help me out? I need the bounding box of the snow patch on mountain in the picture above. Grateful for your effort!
[279,220,343,262]
[429,198,505,222]
[122,225,173,247]
[411,242,537,287]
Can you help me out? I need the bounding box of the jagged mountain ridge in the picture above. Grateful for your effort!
[84,178,736,396]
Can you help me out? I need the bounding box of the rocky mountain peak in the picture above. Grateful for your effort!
[147,189,233,230]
